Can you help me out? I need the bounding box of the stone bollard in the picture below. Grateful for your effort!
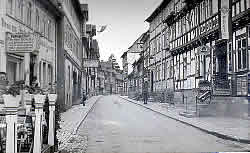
[24,93,33,115]
[48,94,57,146]
[33,94,46,153]
[3,94,21,153]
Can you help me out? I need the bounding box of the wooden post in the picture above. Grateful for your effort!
[33,94,46,153]
[48,94,57,146]
[3,95,21,153]
[24,53,31,86]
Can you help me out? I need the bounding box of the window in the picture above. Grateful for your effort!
[170,60,173,78]
[43,19,46,36]
[249,26,250,38]
[158,65,161,81]
[166,61,169,79]
[7,0,13,15]
[236,76,248,96]
[27,2,32,26]
[163,62,166,80]
[154,39,157,54]
[228,43,232,71]
[20,0,23,21]
[242,39,247,69]
[176,56,180,80]
[48,20,51,40]
[200,2,203,22]
[237,38,247,70]
[158,38,161,52]
[183,56,187,79]
[232,4,235,17]
[238,40,241,69]
[16,0,20,17]
[68,66,70,89]
[195,54,200,76]
[36,9,40,31]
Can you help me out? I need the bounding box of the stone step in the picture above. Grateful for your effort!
[213,89,231,96]
[179,111,197,118]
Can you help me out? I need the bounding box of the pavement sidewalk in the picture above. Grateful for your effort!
[57,95,102,152]
[120,96,250,144]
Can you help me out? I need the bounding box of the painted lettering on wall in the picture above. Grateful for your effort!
[7,33,34,52]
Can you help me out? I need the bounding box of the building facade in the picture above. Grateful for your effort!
[0,0,62,95]
[142,0,250,117]
[82,24,100,97]
[121,51,128,95]
[121,34,143,96]
[56,0,88,110]
[99,55,123,95]
[0,0,91,110]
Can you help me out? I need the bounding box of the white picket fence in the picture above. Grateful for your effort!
[0,91,57,153]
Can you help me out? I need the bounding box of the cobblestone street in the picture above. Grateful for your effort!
[65,95,250,153]
[58,96,102,152]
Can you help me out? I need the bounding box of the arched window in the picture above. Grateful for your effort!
[36,9,40,31]
[7,0,13,15]
[27,2,32,25]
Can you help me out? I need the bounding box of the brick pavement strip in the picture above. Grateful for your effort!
[120,96,250,144]
[57,96,102,151]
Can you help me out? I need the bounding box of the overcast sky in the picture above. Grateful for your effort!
[80,0,161,68]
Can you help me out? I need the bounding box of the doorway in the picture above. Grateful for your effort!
[151,71,154,92]
[214,43,230,89]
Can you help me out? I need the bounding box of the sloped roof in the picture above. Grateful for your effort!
[121,51,128,58]
[145,0,171,22]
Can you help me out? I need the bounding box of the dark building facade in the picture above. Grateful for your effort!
[57,0,88,110]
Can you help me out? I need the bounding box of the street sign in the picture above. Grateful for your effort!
[7,33,35,53]
[198,45,210,55]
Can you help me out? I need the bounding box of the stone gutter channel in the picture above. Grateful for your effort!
[58,96,103,152]
[73,95,103,134]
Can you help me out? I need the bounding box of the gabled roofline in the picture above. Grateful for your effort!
[121,51,128,58]
[145,0,171,23]
[128,33,145,50]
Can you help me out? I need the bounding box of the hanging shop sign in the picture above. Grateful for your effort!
[198,45,210,55]
[83,58,99,68]
[7,33,35,53]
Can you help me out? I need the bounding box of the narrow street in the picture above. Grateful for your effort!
[77,95,247,153]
